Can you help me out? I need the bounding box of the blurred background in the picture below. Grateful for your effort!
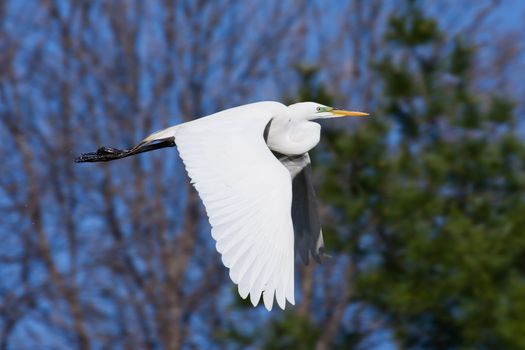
[1,0,525,349]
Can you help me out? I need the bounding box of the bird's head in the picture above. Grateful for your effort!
[288,102,369,120]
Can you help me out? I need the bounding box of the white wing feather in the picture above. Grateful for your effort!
[175,107,295,310]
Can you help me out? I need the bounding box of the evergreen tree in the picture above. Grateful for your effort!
[320,1,525,348]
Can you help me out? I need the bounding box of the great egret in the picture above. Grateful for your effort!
[75,101,368,310]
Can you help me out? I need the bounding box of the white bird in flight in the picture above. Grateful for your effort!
[76,101,368,310]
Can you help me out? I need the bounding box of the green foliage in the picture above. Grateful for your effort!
[386,0,440,46]
[449,39,473,77]
[286,65,335,107]
[317,1,525,349]
[262,313,322,350]
[217,313,321,350]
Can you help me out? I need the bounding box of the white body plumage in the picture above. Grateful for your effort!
[78,101,368,310]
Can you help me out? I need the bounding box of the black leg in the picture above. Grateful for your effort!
[74,137,176,163]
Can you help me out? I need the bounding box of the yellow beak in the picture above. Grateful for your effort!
[331,109,369,117]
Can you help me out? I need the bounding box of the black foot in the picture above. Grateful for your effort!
[74,146,131,163]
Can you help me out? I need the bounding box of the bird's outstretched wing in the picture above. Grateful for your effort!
[175,109,295,310]
[273,153,324,265]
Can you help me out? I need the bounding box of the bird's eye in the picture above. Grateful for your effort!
[316,107,322,112]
